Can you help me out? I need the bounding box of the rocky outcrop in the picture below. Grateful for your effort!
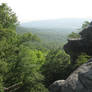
[49,80,65,92]
[49,22,92,92]
[49,60,92,92]
[64,22,92,62]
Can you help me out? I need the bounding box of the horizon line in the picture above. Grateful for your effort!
[20,17,92,23]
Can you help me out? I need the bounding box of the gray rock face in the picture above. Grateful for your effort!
[49,80,65,92]
[49,61,92,92]
[64,22,92,62]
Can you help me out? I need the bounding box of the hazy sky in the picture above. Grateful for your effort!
[0,0,92,22]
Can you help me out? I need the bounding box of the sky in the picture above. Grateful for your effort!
[0,0,92,23]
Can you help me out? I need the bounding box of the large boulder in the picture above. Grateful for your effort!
[49,60,92,92]
[64,22,92,62]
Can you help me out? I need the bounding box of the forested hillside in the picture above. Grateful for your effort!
[16,26,70,48]
[0,3,91,92]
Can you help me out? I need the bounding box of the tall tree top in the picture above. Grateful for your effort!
[0,3,18,29]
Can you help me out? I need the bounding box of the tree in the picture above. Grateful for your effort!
[82,21,90,29]
[13,46,48,92]
[18,33,40,45]
[42,49,70,87]
[0,3,49,92]
[0,3,18,29]
[0,29,19,91]
[68,32,81,39]
[75,53,90,67]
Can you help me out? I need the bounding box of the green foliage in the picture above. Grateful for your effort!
[16,26,69,49]
[14,46,48,92]
[0,3,18,29]
[0,28,47,92]
[0,60,8,92]
[0,60,8,74]
[30,83,49,92]
[75,53,90,67]
[18,46,45,71]
[32,34,41,42]
[42,49,70,86]
[0,76,4,92]
[0,29,18,91]
[67,53,91,75]
[82,21,90,29]
[68,32,81,39]
[0,29,18,63]
[18,32,40,44]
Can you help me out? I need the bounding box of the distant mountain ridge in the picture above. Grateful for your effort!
[21,18,92,29]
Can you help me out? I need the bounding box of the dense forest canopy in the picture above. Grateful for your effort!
[0,3,91,92]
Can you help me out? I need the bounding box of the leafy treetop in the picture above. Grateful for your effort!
[0,3,18,29]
